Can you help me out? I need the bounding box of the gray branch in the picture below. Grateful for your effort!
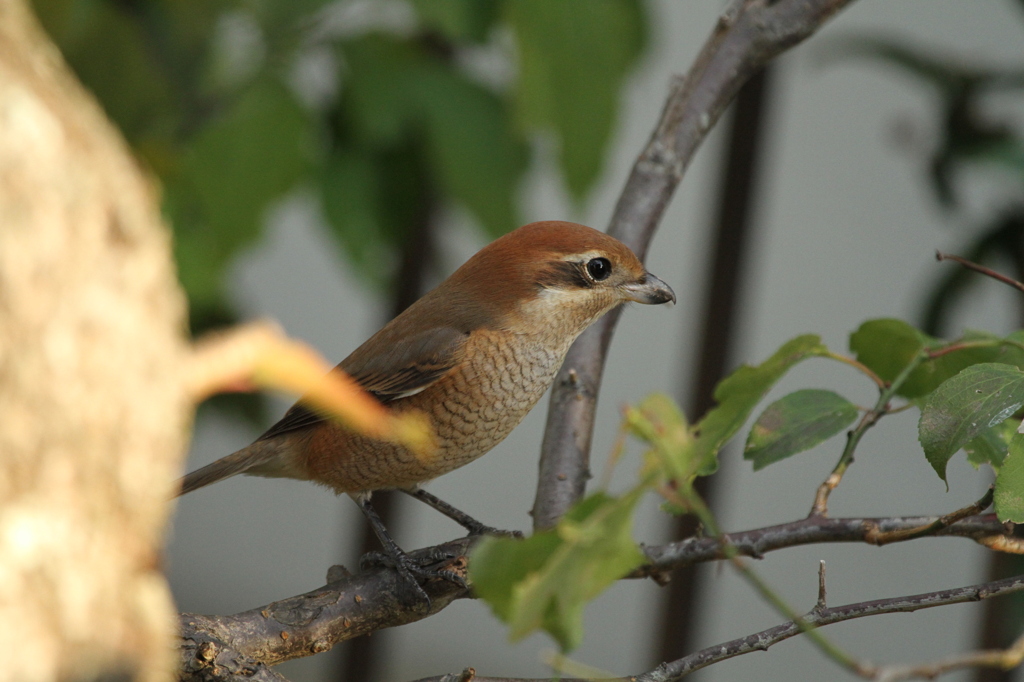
[178,514,1013,678]
[178,539,473,681]
[635,513,1013,581]
[409,575,1024,682]
[638,574,1024,681]
[532,0,857,530]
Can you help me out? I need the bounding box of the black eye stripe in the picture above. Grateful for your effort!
[534,257,614,291]
[535,261,592,290]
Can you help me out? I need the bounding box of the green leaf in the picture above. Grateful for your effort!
[418,69,528,237]
[744,389,859,471]
[1006,329,1024,348]
[319,150,390,287]
[173,79,313,308]
[917,330,1024,398]
[995,433,1024,523]
[624,394,693,483]
[506,0,646,199]
[692,335,831,476]
[469,531,561,623]
[37,1,179,143]
[338,35,527,237]
[919,363,1024,483]
[471,490,645,651]
[338,35,423,146]
[411,0,500,43]
[171,228,234,313]
[965,418,1016,471]
[850,319,933,397]
[850,320,1024,399]
[250,0,336,30]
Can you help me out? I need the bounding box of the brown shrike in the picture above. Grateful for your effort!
[178,220,675,599]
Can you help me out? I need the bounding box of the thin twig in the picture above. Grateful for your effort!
[670,485,865,673]
[533,0,857,531]
[924,338,1024,360]
[636,512,1014,578]
[409,576,1024,682]
[648,502,1023,678]
[866,487,994,546]
[634,573,1024,681]
[809,349,929,517]
[872,631,1024,681]
[936,251,1024,294]
[816,560,827,611]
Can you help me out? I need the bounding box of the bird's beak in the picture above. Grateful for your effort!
[620,272,676,305]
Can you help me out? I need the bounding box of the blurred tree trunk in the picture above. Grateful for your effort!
[0,1,189,680]
[656,65,775,667]
[337,194,437,682]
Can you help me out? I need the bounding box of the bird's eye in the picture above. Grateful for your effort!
[586,257,612,281]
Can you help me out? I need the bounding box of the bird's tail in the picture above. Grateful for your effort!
[176,440,284,497]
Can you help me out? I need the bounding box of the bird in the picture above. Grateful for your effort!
[177,220,675,599]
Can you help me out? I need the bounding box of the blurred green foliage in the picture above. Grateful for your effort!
[34,0,645,426]
[34,0,647,332]
[832,9,1024,335]
[836,36,1024,210]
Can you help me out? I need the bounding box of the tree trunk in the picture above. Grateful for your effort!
[0,2,189,680]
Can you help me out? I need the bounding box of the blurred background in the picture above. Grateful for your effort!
[34,0,1024,679]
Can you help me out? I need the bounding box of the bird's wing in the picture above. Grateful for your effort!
[256,325,469,441]
[343,323,470,401]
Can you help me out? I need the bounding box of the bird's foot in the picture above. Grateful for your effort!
[401,489,523,539]
[463,521,523,539]
[360,548,467,613]
[360,550,433,613]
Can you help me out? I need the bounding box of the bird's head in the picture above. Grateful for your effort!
[444,221,675,338]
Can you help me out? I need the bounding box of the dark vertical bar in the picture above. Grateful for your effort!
[974,552,1024,682]
[334,203,436,682]
[974,224,1024,682]
[655,65,775,666]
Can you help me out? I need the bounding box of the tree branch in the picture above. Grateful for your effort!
[179,639,292,682]
[408,574,1024,682]
[636,513,1017,581]
[179,539,473,680]
[533,0,857,531]
[869,632,1024,681]
[178,513,1015,676]
[637,573,1024,681]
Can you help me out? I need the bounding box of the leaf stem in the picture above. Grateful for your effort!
[924,338,1024,360]
[865,487,994,546]
[809,349,930,517]
[826,351,886,388]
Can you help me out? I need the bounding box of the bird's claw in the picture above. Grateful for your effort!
[359,548,467,613]
[360,551,434,613]
[402,553,466,587]
[465,523,523,539]
[414,565,467,589]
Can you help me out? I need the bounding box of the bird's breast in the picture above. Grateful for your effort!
[421,329,566,465]
[302,329,571,493]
